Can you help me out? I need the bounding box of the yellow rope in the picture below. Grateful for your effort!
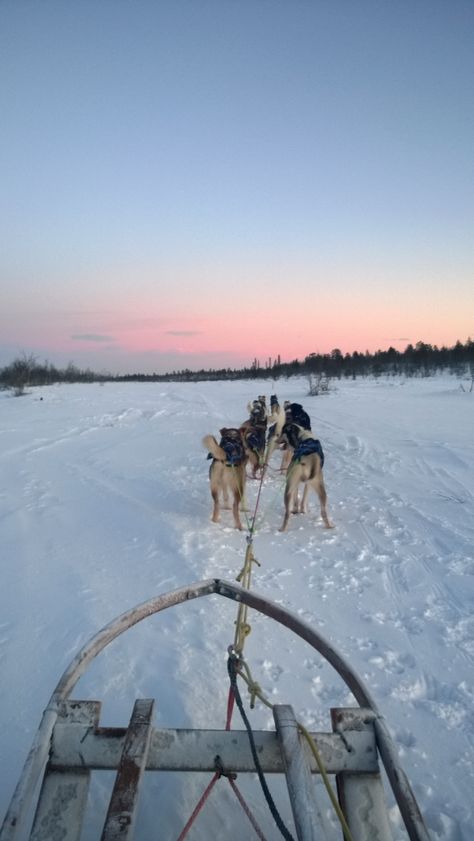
[234,542,260,652]
[297,723,355,841]
[234,660,356,841]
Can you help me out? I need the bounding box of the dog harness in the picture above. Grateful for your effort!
[206,431,246,467]
[250,405,266,425]
[221,436,246,466]
[286,403,311,430]
[245,427,266,454]
[293,437,325,467]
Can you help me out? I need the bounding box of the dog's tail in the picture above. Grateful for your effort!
[270,405,286,435]
[202,434,226,462]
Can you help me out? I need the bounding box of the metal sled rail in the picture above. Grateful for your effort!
[0,579,431,841]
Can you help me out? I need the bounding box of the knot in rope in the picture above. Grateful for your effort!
[236,546,261,583]
[214,755,237,780]
[247,678,262,709]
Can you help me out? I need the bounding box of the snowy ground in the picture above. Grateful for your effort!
[0,375,473,840]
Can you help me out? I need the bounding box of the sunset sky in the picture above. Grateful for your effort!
[1,1,473,374]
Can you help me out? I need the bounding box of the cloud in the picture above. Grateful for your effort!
[71,334,115,343]
[165,330,202,337]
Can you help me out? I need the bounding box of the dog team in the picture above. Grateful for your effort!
[203,395,332,532]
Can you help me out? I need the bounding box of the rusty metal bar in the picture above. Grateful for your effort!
[100,699,155,841]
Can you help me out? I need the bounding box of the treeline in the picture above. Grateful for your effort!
[1,340,473,391]
[119,339,474,382]
[0,354,101,394]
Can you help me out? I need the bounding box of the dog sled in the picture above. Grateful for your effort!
[0,579,431,841]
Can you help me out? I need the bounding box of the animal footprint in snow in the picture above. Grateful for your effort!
[262,660,283,682]
[352,636,378,653]
[369,649,415,674]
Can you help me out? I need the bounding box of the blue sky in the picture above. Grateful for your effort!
[1,0,473,374]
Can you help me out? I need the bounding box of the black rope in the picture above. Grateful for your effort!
[227,655,296,841]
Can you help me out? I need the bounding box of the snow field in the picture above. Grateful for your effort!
[0,376,473,839]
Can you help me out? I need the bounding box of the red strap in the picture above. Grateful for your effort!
[175,773,219,841]
[227,777,268,840]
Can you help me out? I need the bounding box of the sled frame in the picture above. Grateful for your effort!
[1,579,430,841]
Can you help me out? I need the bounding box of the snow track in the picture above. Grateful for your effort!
[0,377,472,840]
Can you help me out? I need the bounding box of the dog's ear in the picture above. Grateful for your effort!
[220,427,228,436]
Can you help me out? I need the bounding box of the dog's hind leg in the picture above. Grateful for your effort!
[300,484,309,514]
[314,476,332,528]
[222,487,230,509]
[211,487,221,523]
[280,448,292,473]
[279,483,296,531]
[292,488,300,514]
[232,492,243,530]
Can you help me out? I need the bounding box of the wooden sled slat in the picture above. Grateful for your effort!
[100,699,154,841]
[331,708,393,841]
[30,701,101,841]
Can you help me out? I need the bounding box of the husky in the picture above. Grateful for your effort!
[278,423,332,532]
[246,395,267,418]
[240,398,268,478]
[277,402,312,473]
[203,428,248,529]
[284,402,311,430]
[266,395,286,462]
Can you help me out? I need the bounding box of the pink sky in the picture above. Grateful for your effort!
[2,2,473,374]
[1,256,471,373]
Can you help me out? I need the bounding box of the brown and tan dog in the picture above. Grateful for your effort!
[278,423,332,532]
[203,428,247,529]
[240,398,267,477]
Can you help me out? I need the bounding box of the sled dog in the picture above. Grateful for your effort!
[203,428,247,530]
[278,402,312,473]
[246,396,267,419]
[266,396,286,462]
[279,423,332,532]
[240,398,268,477]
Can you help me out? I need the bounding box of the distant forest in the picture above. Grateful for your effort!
[0,339,473,391]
